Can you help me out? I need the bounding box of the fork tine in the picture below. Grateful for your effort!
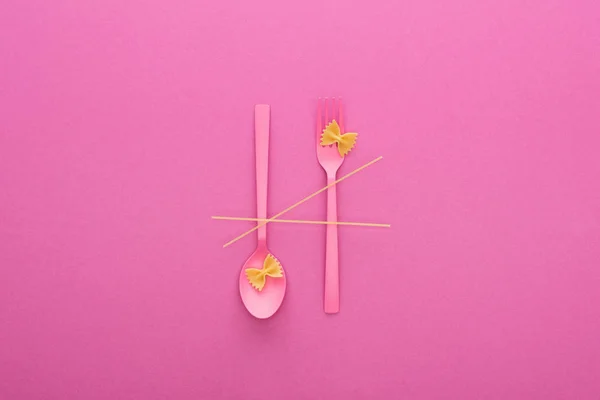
[324,97,329,127]
[339,97,344,134]
[317,98,322,143]
[331,97,336,124]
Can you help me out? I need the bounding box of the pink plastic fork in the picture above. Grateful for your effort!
[316,98,345,314]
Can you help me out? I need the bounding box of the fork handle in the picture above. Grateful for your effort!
[324,175,340,314]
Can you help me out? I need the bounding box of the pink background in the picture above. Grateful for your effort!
[1,0,600,399]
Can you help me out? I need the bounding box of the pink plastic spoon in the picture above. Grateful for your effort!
[239,105,286,319]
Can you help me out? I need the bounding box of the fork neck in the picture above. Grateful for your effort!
[326,169,339,180]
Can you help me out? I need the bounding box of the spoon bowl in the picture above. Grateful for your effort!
[239,246,286,319]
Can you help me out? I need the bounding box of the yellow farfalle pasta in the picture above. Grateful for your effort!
[245,253,283,291]
[321,120,358,157]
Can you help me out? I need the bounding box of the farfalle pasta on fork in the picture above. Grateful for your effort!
[320,120,358,157]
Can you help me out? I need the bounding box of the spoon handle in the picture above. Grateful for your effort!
[255,105,270,244]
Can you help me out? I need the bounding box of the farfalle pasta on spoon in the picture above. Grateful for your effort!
[245,254,284,292]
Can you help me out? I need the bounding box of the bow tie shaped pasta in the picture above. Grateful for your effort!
[245,254,284,291]
[320,120,358,157]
